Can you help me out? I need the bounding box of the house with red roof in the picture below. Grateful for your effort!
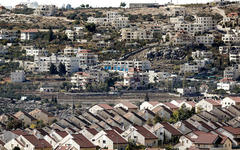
[140,101,161,110]
[195,99,221,112]
[29,108,56,124]
[89,104,113,114]
[80,127,98,139]
[217,126,240,147]
[114,101,138,112]
[161,122,182,142]
[55,133,96,150]
[4,134,52,150]
[221,96,240,108]
[121,125,158,147]
[176,131,232,150]
[14,111,37,126]
[91,130,128,150]
[49,130,69,143]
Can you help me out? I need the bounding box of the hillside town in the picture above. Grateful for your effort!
[1,0,240,149]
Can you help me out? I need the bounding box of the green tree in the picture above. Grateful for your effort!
[49,63,58,74]
[85,23,96,33]
[120,2,126,8]
[144,93,149,101]
[13,147,21,150]
[58,62,67,76]
[86,4,90,8]
[80,4,85,8]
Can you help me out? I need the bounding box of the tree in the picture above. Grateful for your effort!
[80,4,85,8]
[58,62,67,76]
[86,4,90,8]
[49,63,58,74]
[85,23,96,33]
[13,147,21,150]
[144,93,149,101]
[120,2,126,8]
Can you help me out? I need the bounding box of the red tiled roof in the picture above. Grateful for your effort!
[186,101,196,107]
[111,126,124,134]
[163,102,179,109]
[205,99,221,106]
[98,104,113,110]
[134,125,158,140]
[149,101,160,106]
[119,101,138,109]
[193,132,219,144]
[105,130,128,144]
[23,135,52,149]
[55,131,68,138]
[11,129,28,136]
[228,97,240,103]
[72,134,96,148]
[161,122,182,136]
[86,128,98,136]
[222,126,240,135]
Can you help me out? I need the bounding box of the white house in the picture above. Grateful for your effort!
[195,99,222,112]
[121,125,158,147]
[91,130,128,150]
[89,104,113,114]
[221,97,240,108]
[114,101,138,112]
[140,101,160,110]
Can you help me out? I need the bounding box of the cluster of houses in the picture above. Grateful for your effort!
[0,96,240,149]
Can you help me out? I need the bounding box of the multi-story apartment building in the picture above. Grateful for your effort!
[219,46,240,54]
[222,30,240,44]
[34,54,80,73]
[229,50,240,63]
[0,29,18,41]
[172,31,193,45]
[192,50,213,59]
[121,27,153,41]
[170,16,184,24]
[103,59,151,72]
[25,46,48,56]
[195,34,215,45]
[71,70,109,90]
[195,17,216,31]
[224,66,240,80]
[168,6,186,16]
[63,46,79,56]
[34,5,57,16]
[180,63,199,74]
[10,70,25,82]
[87,11,129,29]
[76,49,98,67]
[20,29,38,41]
[123,69,149,89]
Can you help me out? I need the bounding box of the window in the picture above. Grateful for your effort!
[103,140,106,144]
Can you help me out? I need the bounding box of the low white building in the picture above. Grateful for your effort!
[195,34,214,45]
[103,59,151,72]
[25,46,48,56]
[10,70,25,82]
[121,27,153,41]
[221,97,240,108]
[87,11,129,29]
[217,78,236,91]
[34,54,80,73]
[0,29,18,41]
[195,99,222,112]
[34,5,57,16]
[192,50,213,59]
[180,63,199,74]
